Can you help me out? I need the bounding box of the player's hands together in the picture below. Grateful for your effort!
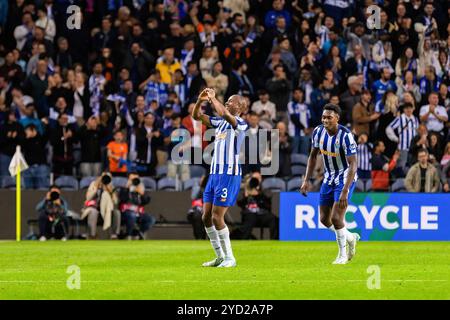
[205,88,216,100]
[299,180,310,197]
[338,189,348,209]
[198,89,209,102]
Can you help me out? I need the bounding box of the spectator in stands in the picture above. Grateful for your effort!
[405,148,440,193]
[419,66,441,101]
[81,172,120,239]
[287,87,311,155]
[356,132,372,181]
[0,111,24,177]
[78,116,104,177]
[24,58,49,117]
[264,0,291,30]
[164,113,190,182]
[376,91,399,158]
[371,141,400,192]
[49,113,76,176]
[237,172,278,239]
[182,103,207,163]
[107,130,128,176]
[36,185,69,241]
[0,50,24,87]
[275,121,292,177]
[428,132,443,163]
[22,123,49,189]
[251,89,276,130]
[242,112,265,176]
[420,92,448,135]
[226,59,253,100]
[119,172,156,240]
[397,70,422,105]
[395,48,418,86]
[123,42,154,89]
[199,46,217,79]
[204,61,228,104]
[184,61,205,103]
[340,75,362,125]
[372,67,397,104]
[310,70,338,127]
[156,46,181,85]
[35,6,56,42]
[386,103,419,172]
[409,124,430,166]
[352,89,378,138]
[265,64,291,121]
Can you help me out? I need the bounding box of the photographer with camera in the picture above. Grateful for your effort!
[119,172,156,240]
[36,185,69,241]
[81,172,121,239]
[236,172,279,240]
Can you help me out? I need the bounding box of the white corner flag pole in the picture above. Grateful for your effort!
[9,146,29,242]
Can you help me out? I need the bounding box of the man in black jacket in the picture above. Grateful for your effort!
[0,111,24,177]
[123,42,155,89]
[77,116,105,177]
[22,123,50,189]
[134,111,163,176]
[185,61,205,103]
[49,113,77,176]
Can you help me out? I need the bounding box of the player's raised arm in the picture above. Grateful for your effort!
[192,89,213,127]
[205,89,238,128]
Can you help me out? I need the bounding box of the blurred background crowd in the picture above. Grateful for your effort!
[0,0,449,194]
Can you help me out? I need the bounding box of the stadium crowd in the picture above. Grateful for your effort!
[0,0,449,194]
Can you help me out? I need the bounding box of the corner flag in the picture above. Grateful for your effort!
[9,146,28,241]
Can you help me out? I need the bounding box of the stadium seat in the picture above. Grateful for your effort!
[1,176,24,189]
[355,179,365,192]
[183,178,201,190]
[391,179,406,192]
[79,176,96,189]
[291,153,309,166]
[157,177,177,191]
[55,176,79,190]
[287,177,302,192]
[141,177,157,191]
[261,177,286,192]
[155,165,168,178]
[112,177,128,189]
[291,165,306,177]
[190,165,206,178]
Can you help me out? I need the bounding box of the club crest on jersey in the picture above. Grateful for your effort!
[217,132,227,140]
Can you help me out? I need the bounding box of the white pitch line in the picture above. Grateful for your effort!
[0,280,447,284]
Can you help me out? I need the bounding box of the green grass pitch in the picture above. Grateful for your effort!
[0,240,449,300]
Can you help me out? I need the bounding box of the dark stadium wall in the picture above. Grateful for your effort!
[0,191,279,240]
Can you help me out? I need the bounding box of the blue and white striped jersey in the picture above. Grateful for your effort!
[387,114,419,150]
[210,116,249,175]
[312,124,358,185]
[357,142,373,171]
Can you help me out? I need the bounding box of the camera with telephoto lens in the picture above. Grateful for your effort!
[50,191,60,201]
[132,178,141,186]
[248,177,260,190]
[101,174,112,185]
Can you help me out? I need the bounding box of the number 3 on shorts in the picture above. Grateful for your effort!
[221,188,228,199]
